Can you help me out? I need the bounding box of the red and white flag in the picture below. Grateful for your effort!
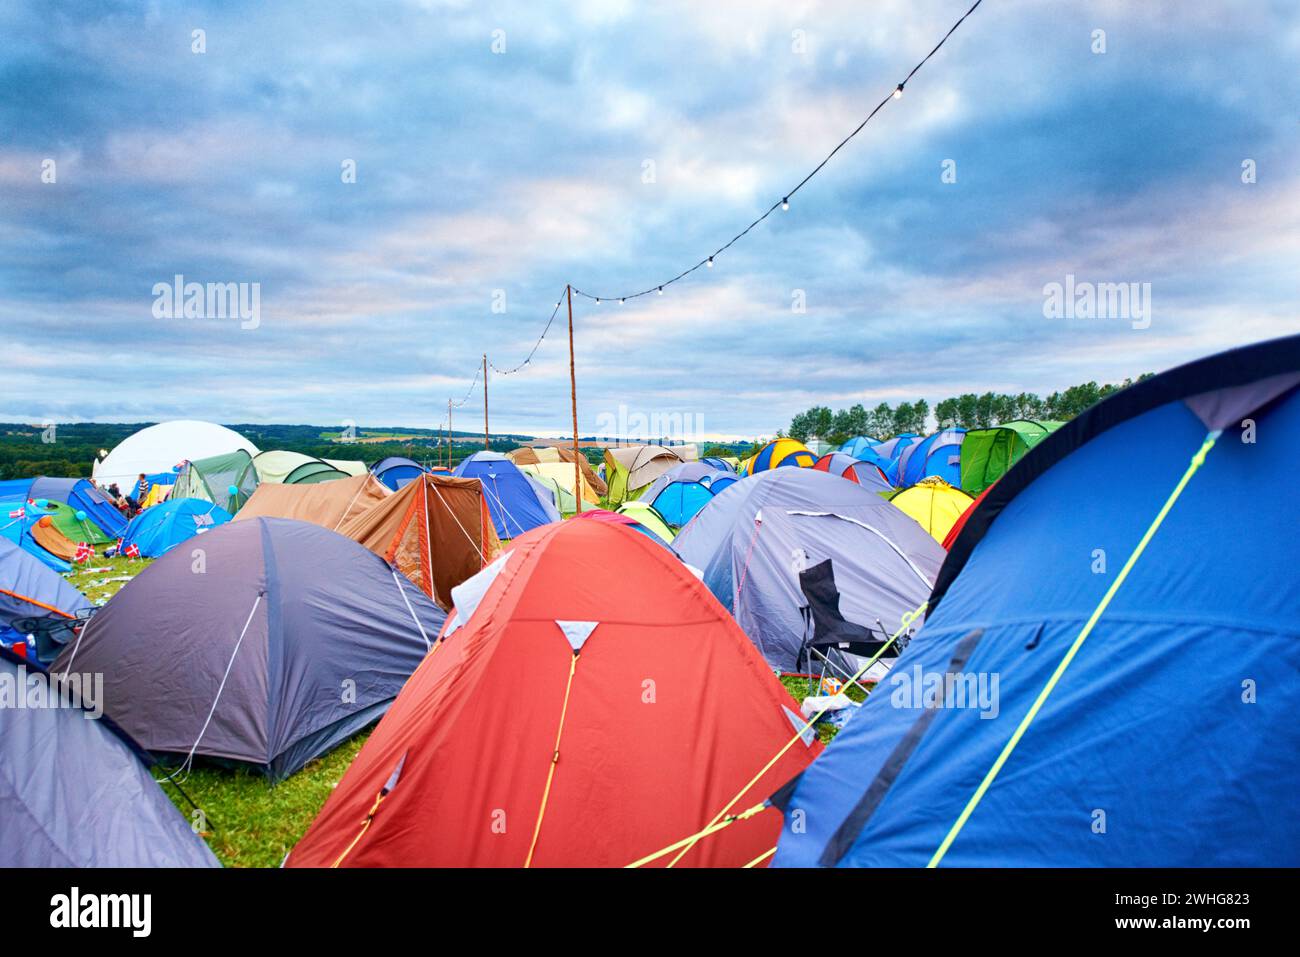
[7,507,23,519]
[74,542,95,563]
[124,543,141,558]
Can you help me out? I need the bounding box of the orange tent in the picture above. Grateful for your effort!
[31,517,77,563]
[507,446,607,497]
[235,473,390,531]
[337,474,499,610]
[286,518,820,868]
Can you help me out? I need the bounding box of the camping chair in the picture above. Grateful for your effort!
[9,611,95,667]
[797,559,908,694]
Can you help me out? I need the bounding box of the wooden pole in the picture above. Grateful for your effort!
[447,399,453,470]
[567,284,582,514]
[482,354,490,450]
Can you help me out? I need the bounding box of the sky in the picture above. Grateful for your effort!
[2,0,1297,440]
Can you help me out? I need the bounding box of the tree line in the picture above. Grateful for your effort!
[786,375,1152,446]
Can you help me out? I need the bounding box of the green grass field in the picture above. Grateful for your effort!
[65,550,872,867]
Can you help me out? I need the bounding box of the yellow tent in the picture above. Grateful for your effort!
[517,462,600,507]
[886,477,974,544]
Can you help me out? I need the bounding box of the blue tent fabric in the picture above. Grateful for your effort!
[0,645,220,867]
[899,428,966,486]
[643,462,735,526]
[701,456,737,472]
[839,436,880,458]
[0,501,72,572]
[53,518,445,781]
[27,477,127,537]
[774,335,1300,867]
[371,456,427,491]
[0,535,92,650]
[121,497,233,558]
[672,468,945,672]
[453,452,558,539]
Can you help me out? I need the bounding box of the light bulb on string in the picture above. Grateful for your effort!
[781,197,789,211]
[657,286,663,295]
[893,83,904,99]
[706,257,714,268]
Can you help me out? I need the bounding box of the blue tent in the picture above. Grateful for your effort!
[0,534,92,655]
[774,335,1300,867]
[121,497,233,558]
[0,477,127,537]
[371,456,427,491]
[642,462,737,526]
[0,645,220,867]
[453,452,559,539]
[838,436,880,458]
[0,501,72,572]
[898,428,966,486]
[701,456,737,473]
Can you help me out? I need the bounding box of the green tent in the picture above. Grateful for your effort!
[173,449,259,512]
[616,501,676,543]
[960,420,1064,494]
[36,500,115,544]
[528,472,577,515]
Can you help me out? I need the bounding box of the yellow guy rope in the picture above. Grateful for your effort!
[626,601,929,869]
[927,429,1220,867]
[524,652,580,867]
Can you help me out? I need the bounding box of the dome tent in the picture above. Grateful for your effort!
[54,518,444,781]
[507,446,607,497]
[370,456,427,491]
[641,461,737,526]
[93,420,258,490]
[603,444,685,504]
[0,476,126,538]
[120,497,233,558]
[0,534,92,658]
[173,448,258,512]
[813,452,893,494]
[898,428,967,487]
[0,646,219,867]
[286,519,820,867]
[740,438,816,475]
[672,468,945,674]
[236,473,391,531]
[959,419,1063,494]
[454,451,559,539]
[774,334,1300,867]
[886,477,975,544]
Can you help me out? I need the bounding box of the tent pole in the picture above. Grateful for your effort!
[447,399,453,470]
[483,353,490,450]
[567,284,582,513]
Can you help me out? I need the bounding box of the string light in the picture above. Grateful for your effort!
[438,0,984,403]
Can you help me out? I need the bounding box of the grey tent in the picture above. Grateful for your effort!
[54,517,444,781]
[672,467,945,675]
[0,646,219,867]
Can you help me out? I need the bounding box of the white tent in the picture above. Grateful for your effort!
[93,421,259,489]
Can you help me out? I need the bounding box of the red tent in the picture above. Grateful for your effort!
[941,482,995,550]
[287,518,820,868]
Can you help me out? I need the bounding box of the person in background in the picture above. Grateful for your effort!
[134,473,150,503]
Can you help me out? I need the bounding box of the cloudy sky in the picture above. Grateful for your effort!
[2,0,1297,439]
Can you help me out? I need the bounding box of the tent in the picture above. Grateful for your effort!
[120,498,233,558]
[871,433,920,462]
[773,334,1300,867]
[898,428,967,486]
[94,420,259,489]
[283,460,352,484]
[615,501,676,543]
[0,503,74,572]
[572,507,673,546]
[0,645,220,867]
[741,438,816,475]
[700,456,738,473]
[672,468,945,674]
[602,445,685,504]
[0,477,127,538]
[805,439,834,456]
[173,449,258,512]
[642,462,737,526]
[959,419,1064,494]
[370,456,427,491]
[253,450,325,484]
[940,483,993,551]
[285,518,820,867]
[17,499,114,545]
[524,471,568,514]
[507,446,607,497]
[454,452,560,538]
[236,473,391,531]
[885,477,975,544]
[839,436,881,458]
[53,517,444,781]
[337,473,500,610]
[813,453,893,494]
[517,461,601,509]
[0,534,92,656]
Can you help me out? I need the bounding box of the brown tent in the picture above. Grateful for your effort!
[337,474,500,610]
[508,446,607,496]
[234,474,391,531]
[31,517,78,562]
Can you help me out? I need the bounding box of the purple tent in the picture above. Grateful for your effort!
[672,468,945,673]
[54,517,445,781]
[1,645,219,866]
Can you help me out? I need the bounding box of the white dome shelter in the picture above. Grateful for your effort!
[93,421,260,489]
